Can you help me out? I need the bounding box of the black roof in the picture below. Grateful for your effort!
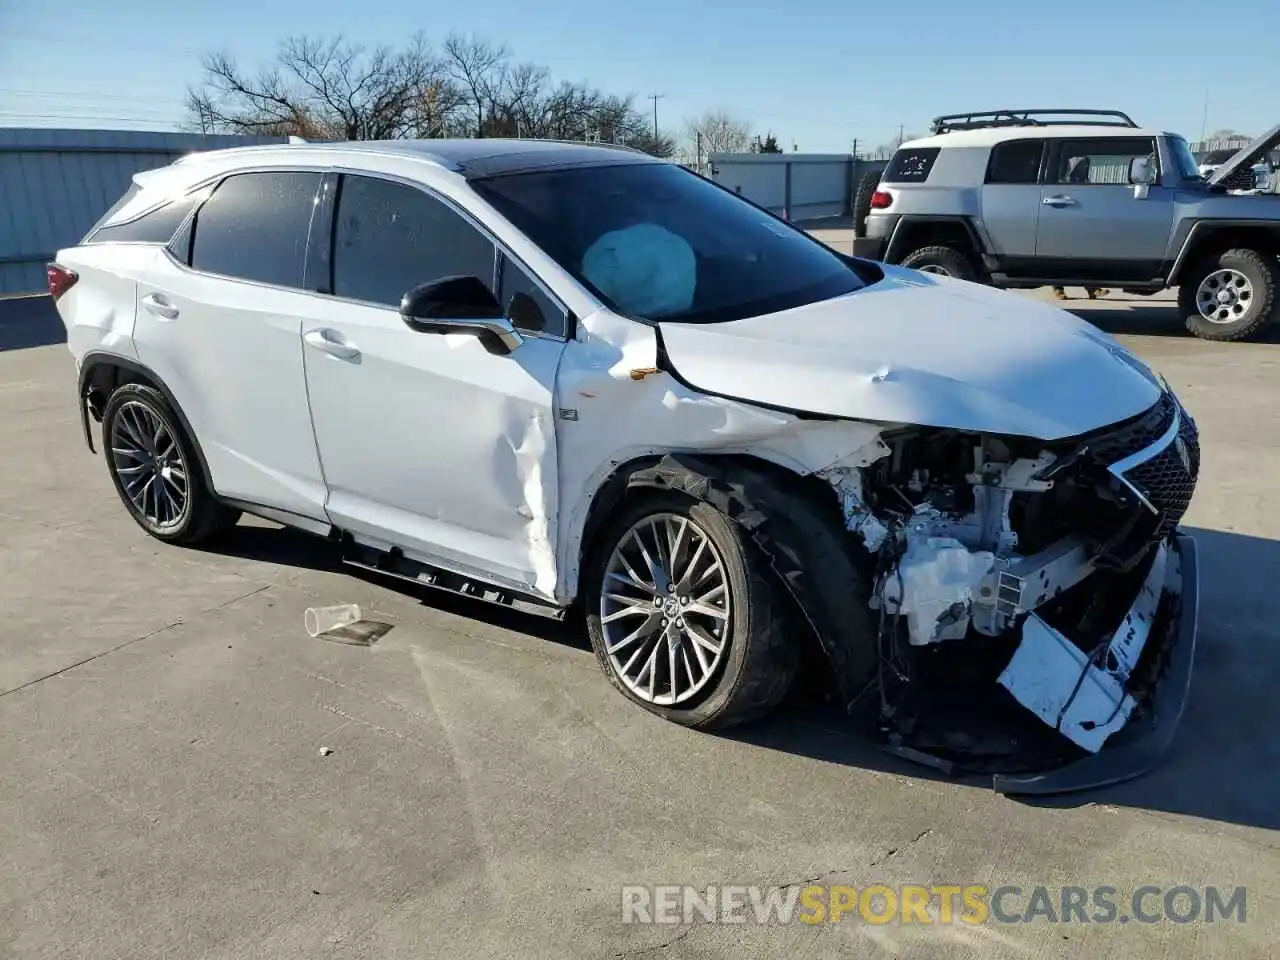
[325,138,663,179]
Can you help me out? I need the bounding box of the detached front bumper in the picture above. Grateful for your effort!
[991,532,1198,796]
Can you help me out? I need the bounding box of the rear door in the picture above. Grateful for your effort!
[134,170,329,520]
[979,138,1045,271]
[1034,136,1175,281]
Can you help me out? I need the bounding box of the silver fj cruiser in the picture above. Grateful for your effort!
[854,109,1280,341]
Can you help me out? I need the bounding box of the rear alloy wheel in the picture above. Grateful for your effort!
[585,493,797,730]
[102,383,240,544]
[900,244,979,282]
[1179,248,1278,341]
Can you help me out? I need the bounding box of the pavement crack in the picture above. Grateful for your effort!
[870,828,932,867]
[613,925,696,958]
[0,582,273,698]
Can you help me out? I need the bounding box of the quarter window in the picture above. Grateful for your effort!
[884,148,940,184]
[89,196,197,245]
[498,254,567,336]
[986,140,1045,184]
[189,172,322,288]
[1053,138,1158,185]
[331,175,496,308]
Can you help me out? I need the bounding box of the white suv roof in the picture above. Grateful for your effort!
[901,124,1171,150]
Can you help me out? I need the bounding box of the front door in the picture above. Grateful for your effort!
[300,173,568,597]
[1034,136,1175,282]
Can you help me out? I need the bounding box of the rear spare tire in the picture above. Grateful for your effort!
[854,169,881,237]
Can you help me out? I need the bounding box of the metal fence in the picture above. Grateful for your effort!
[706,153,887,222]
[0,128,288,295]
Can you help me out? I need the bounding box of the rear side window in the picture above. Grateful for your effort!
[89,196,197,245]
[986,140,1045,184]
[189,172,322,288]
[331,174,496,308]
[883,148,940,183]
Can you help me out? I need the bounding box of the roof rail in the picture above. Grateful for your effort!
[930,109,1138,135]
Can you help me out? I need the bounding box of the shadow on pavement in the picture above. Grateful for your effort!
[0,296,65,352]
[208,518,1280,833]
[1066,299,1280,342]
[203,521,586,649]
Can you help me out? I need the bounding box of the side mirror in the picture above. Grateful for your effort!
[399,275,524,355]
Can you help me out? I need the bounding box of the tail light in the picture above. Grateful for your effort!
[870,190,893,210]
[47,263,78,301]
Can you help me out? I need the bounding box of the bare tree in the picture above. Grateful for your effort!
[684,109,753,156]
[186,35,447,140]
[186,31,672,154]
[441,34,510,138]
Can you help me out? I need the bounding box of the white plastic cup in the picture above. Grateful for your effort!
[305,604,362,638]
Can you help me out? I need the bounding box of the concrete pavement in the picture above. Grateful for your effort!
[1,292,1277,959]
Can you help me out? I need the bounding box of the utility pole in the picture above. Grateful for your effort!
[696,130,703,170]
[1200,88,1210,145]
[648,93,665,139]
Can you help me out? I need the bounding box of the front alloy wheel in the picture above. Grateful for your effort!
[600,512,731,706]
[585,492,798,730]
[1179,248,1278,341]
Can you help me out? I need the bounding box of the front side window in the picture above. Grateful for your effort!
[471,163,866,324]
[189,172,321,288]
[1053,138,1159,185]
[331,175,496,308]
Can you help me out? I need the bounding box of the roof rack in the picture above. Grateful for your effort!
[930,109,1138,135]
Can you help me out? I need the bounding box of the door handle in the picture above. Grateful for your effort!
[1042,195,1077,207]
[304,328,361,361]
[141,293,179,320]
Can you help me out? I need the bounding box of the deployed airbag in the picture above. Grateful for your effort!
[581,223,696,317]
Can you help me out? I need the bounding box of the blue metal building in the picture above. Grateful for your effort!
[0,128,288,295]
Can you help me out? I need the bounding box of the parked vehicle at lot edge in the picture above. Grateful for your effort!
[51,137,1199,793]
[854,109,1280,341]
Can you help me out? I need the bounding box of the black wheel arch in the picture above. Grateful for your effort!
[884,215,991,268]
[1168,220,1280,284]
[578,452,879,711]
[77,352,218,497]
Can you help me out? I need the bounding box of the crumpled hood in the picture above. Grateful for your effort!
[657,266,1163,440]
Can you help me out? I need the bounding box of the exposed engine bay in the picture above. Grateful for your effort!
[821,391,1199,776]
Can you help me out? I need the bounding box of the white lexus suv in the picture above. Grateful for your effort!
[51,138,1200,793]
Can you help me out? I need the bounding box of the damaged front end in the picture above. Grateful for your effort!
[824,390,1201,794]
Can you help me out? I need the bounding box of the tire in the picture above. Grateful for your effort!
[900,244,978,281]
[101,383,240,544]
[853,169,881,237]
[1179,248,1278,342]
[584,491,798,730]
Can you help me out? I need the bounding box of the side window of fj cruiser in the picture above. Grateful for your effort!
[883,147,940,183]
[1052,138,1158,185]
[986,140,1045,184]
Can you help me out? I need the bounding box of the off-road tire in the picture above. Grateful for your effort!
[900,244,979,281]
[584,491,798,731]
[1179,248,1278,342]
[101,383,241,545]
[853,169,881,237]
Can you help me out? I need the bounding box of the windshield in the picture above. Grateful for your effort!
[470,162,866,324]
[1169,136,1203,180]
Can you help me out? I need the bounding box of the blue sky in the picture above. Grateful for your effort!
[1,0,1277,152]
